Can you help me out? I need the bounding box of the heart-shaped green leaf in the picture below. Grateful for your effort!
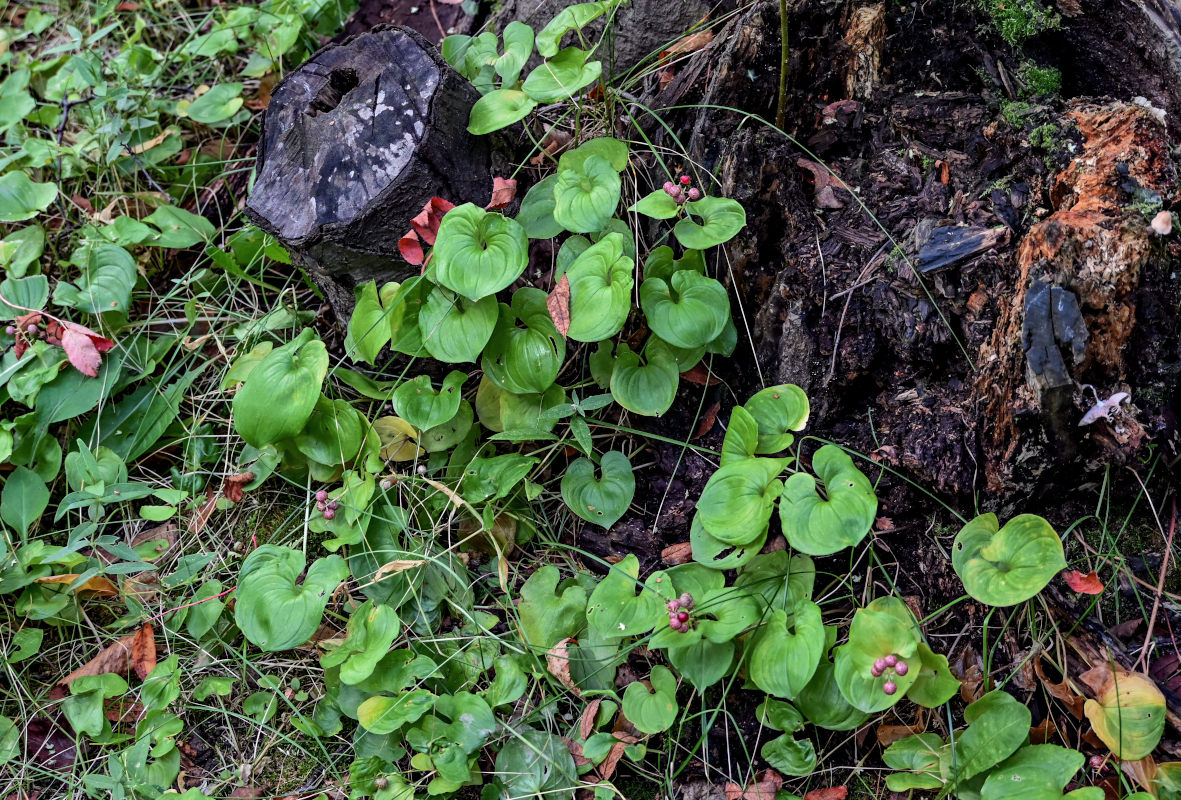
[0,225,46,278]
[420,399,474,452]
[906,642,961,708]
[719,406,760,466]
[53,243,137,314]
[418,286,498,363]
[235,544,348,651]
[1084,669,1166,760]
[943,690,1032,783]
[690,512,766,570]
[0,171,57,222]
[586,553,663,639]
[644,246,705,282]
[535,0,620,56]
[609,341,679,417]
[553,155,621,234]
[557,136,629,173]
[320,600,402,685]
[833,596,921,713]
[995,744,1086,791]
[385,277,432,356]
[795,628,872,731]
[431,204,529,301]
[666,638,734,691]
[674,196,746,249]
[734,551,815,613]
[517,175,563,239]
[294,395,367,467]
[233,329,329,447]
[565,233,634,342]
[482,288,565,394]
[561,450,635,528]
[748,602,826,699]
[629,190,680,220]
[696,457,788,546]
[640,270,729,349]
[743,384,810,453]
[357,689,436,734]
[779,445,876,555]
[650,581,760,649]
[443,31,498,89]
[883,733,946,792]
[622,666,678,734]
[0,275,47,319]
[523,47,602,102]
[492,728,578,800]
[953,513,1066,607]
[468,89,537,135]
[345,280,397,364]
[496,21,534,84]
[517,565,588,650]
[392,371,466,431]
[184,83,243,123]
[762,734,817,777]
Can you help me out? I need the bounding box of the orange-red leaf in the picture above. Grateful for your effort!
[547,274,571,337]
[804,788,847,800]
[59,320,115,378]
[681,363,721,386]
[487,177,518,210]
[1063,569,1104,594]
[410,197,455,246]
[223,471,254,504]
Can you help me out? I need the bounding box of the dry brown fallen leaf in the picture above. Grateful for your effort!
[34,574,120,597]
[61,624,156,686]
[596,738,628,781]
[222,471,255,504]
[580,698,603,741]
[680,363,722,386]
[546,638,582,696]
[661,29,714,59]
[804,787,848,800]
[877,723,925,747]
[661,542,693,566]
[547,274,572,337]
[486,177,518,210]
[724,770,783,800]
[693,401,721,439]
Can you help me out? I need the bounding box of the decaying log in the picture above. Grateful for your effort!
[245,25,515,318]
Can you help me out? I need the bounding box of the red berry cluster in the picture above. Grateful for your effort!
[314,489,340,520]
[667,592,694,632]
[871,653,908,695]
[662,174,702,205]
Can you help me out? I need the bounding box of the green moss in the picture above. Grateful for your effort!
[977,0,1061,46]
[1001,100,1033,128]
[1019,63,1062,97]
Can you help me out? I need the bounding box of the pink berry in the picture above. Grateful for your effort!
[1089,755,1104,770]
[679,175,691,185]
[873,658,887,672]
[25,324,37,334]
[669,619,683,631]
[380,479,393,490]
[894,661,909,676]
[884,654,898,668]
[4,326,14,336]
[327,500,339,511]
[663,181,674,192]
[679,592,693,609]
[667,599,680,612]
[676,611,689,623]
[883,681,897,695]
[687,187,701,200]
[871,665,883,678]
[322,509,335,521]
[316,501,326,511]
[315,490,328,501]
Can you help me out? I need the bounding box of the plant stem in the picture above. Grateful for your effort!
[775,0,789,129]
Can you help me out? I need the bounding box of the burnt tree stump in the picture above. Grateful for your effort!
[245,25,514,318]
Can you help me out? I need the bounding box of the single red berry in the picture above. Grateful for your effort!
[870,665,883,678]
[323,509,336,521]
[676,611,689,623]
[873,658,887,672]
[680,175,691,185]
[327,500,339,511]
[315,490,328,501]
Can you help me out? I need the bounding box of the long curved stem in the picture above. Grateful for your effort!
[775,0,789,129]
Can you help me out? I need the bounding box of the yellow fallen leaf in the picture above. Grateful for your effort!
[373,416,422,461]
[36,574,120,597]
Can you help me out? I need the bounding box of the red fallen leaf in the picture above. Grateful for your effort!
[411,197,455,246]
[115,1,140,10]
[660,30,714,60]
[398,230,425,266]
[681,363,721,386]
[222,471,255,504]
[724,771,783,800]
[547,274,571,337]
[60,321,115,378]
[804,788,847,800]
[693,400,721,439]
[1063,569,1104,594]
[486,177,518,210]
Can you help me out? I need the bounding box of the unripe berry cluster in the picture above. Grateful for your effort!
[662,174,702,205]
[667,592,694,632]
[314,489,339,520]
[870,653,908,695]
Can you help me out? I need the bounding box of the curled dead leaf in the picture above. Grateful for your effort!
[486,177,518,210]
[877,723,925,747]
[680,363,721,386]
[661,542,693,565]
[580,698,603,741]
[661,30,714,59]
[693,400,721,439]
[804,787,848,800]
[546,638,582,696]
[725,770,783,800]
[34,574,119,597]
[61,624,156,686]
[547,274,571,337]
[222,471,255,504]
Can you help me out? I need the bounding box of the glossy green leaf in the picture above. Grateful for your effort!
[493,728,578,800]
[553,155,621,233]
[420,399,474,452]
[357,689,436,734]
[523,47,602,102]
[558,137,629,173]
[184,83,243,123]
[883,733,946,792]
[748,602,826,699]
[780,444,877,555]
[517,565,588,650]
[743,384,810,453]
[622,666,678,734]
[432,203,529,301]
[629,190,680,220]
[644,246,705,282]
[321,600,402,685]
[762,734,817,777]
[561,450,634,528]
[0,225,46,278]
[517,175,563,238]
[482,288,565,394]
[143,205,216,248]
[232,329,328,447]
[733,551,815,614]
[294,395,367,467]
[235,544,348,651]
[689,512,766,570]
[0,171,57,222]
[345,280,396,364]
[696,457,787,546]
[953,513,1067,607]
[53,243,136,314]
[609,342,679,417]
[666,638,733,691]
[943,690,1032,783]
[586,553,663,640]
[496,21,534,84]
[418,286,498,363]
[392,371,466,431]
[995,744,1085,791]
[640,270,729,349]
[906,641,961,708]
[674,196,746,249]
[468,89,536,135]
[795,630,872,731]
[0,275,48,319]
[719,406,760,466]
[833,596,922,713]
[1,467,48,538]
[484,654,528,708]
[565,233,634,341]
[535,0,620,56]
[979,766,1064,800]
